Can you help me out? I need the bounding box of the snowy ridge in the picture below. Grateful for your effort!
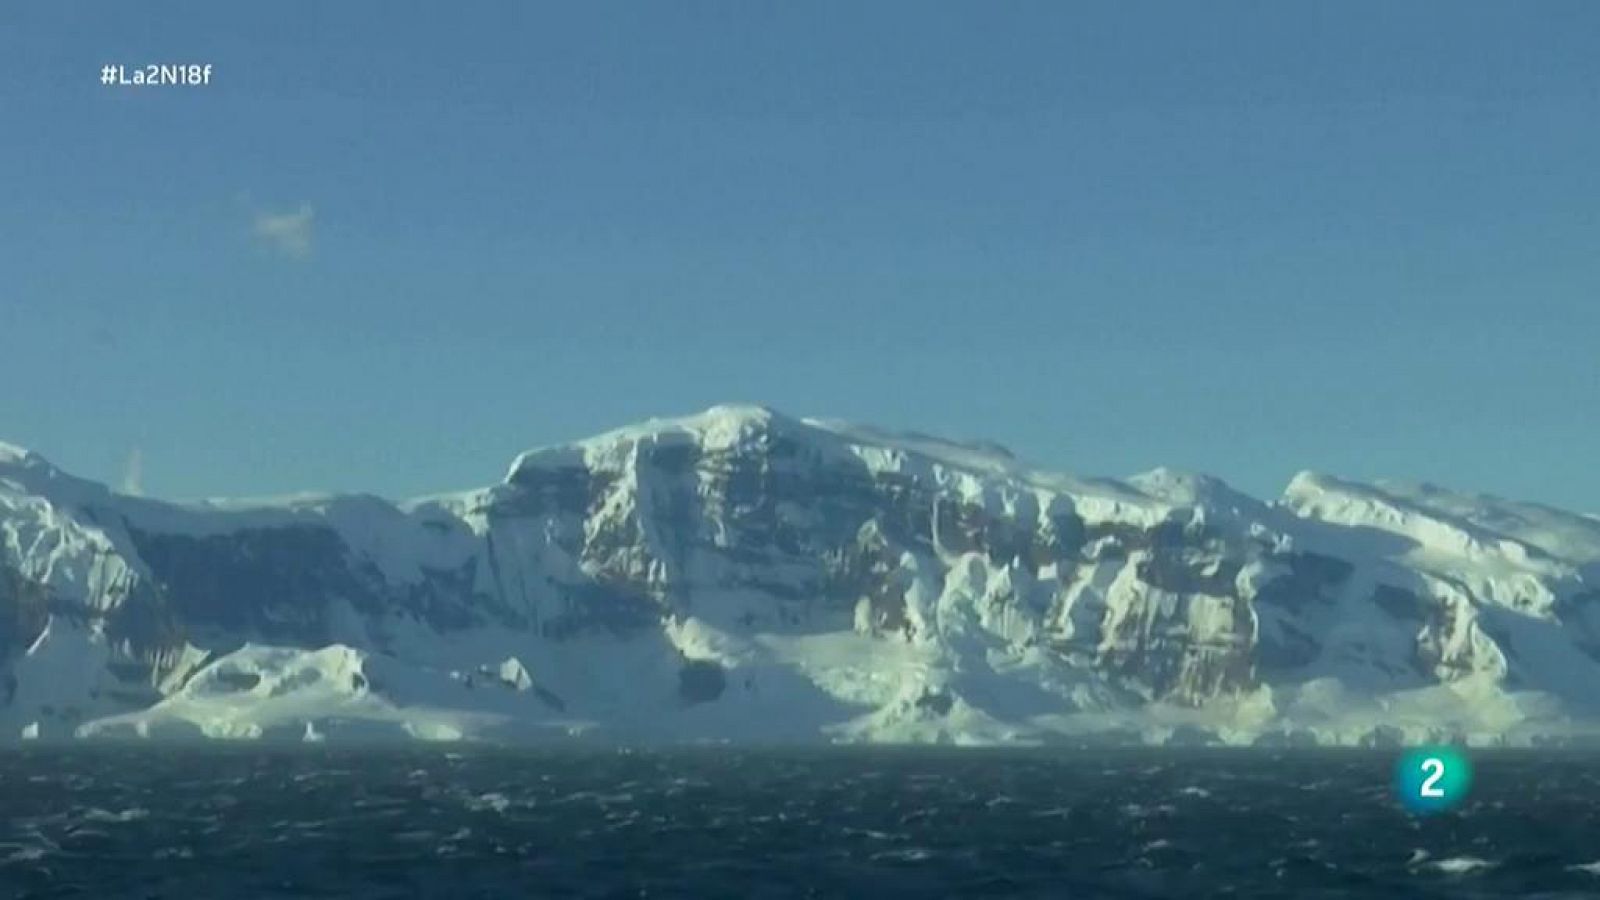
[3,405,1599,746]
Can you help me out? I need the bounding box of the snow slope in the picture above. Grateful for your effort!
[4,406,1598,746]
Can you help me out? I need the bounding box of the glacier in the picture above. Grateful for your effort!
[3,405,1599,746]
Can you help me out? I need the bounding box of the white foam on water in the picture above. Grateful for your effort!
[1428,856,1496,875]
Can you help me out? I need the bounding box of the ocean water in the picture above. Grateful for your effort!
[3,746,1599,899]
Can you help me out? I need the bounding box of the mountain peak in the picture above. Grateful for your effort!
[503,404,809,483]
[700,402,787,424]
[0,441,43,469]
[0,441,82,498]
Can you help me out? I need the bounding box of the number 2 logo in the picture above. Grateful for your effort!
[1419,757,1446,798]
[1396,747,1470,813]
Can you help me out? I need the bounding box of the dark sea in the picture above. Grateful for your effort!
[3,746,1598,899]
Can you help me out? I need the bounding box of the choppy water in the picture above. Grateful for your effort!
[3,746,1600,898]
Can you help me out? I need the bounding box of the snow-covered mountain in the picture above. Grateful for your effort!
[4,405,1599,746]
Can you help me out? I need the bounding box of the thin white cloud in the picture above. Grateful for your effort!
[252,203,314,258]
[121,446,143,497]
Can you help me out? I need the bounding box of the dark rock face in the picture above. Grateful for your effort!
[678,659,726,705]
[128,525,514,644]
[914,687,954,716]
[129,525,369,638]
[0,566,49,670]
[0,567,50,707]
[1373,584,1427,621]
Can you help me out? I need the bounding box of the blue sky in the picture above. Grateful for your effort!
[3,3,1598,509]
